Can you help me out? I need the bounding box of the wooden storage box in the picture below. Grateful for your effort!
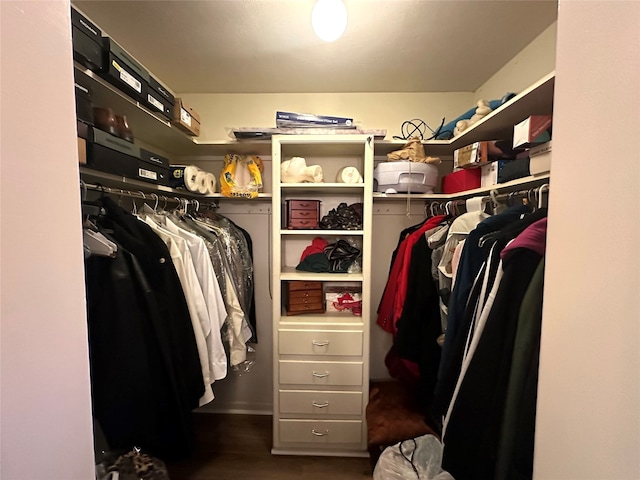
[286,199,320,229]
[285,281,324,315]
[172,98,201,136]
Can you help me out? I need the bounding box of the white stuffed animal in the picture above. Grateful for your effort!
[281,156,324,183]
[453,100,493,136]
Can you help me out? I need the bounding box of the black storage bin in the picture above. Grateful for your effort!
[499,157,531,183]
[71,7,104,71]
[142,83,173,121]
[100,51,146,102]
[72,26,104,71]
[149,76,175,106]
[102,38,150,83]
[87,127,140,178]
[136,158,169,186]
[74,72,94,125]
[139,148,171,185]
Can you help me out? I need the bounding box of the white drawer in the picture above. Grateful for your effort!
[279,419,362,444]
[279,390,363,415]
[279,360,363,386]
[279,329,363,356]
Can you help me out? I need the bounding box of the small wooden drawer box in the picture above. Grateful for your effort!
[285,281,324,315]
[286,199,320,229]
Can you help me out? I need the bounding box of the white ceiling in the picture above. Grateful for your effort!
[72,0,558,94]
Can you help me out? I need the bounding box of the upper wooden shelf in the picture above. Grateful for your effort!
[375,71,555,158]
[80,65,554,160]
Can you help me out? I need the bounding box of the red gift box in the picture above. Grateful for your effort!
[441,168,481,194]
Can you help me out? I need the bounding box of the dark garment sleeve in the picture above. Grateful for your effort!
[85,248,195,460]
[442,248,542,480]
[495,258,545,480]
[393,235,442,407]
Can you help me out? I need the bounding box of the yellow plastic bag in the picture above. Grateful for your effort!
[220,154,264,198]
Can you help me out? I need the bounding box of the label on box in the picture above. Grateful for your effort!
[180,108,192,126]
[113,60,142,93]
[138,168,157,181]
[147,94,164,112]
[454,142,489,169]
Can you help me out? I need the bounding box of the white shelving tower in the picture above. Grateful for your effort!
[271,134,374,456]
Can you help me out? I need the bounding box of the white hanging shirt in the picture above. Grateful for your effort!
[141,216,214,407]
[164,217,228,381]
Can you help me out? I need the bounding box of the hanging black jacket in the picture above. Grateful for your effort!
[442,231,545,480]
[393,234,443,409]
[85,245,196,459]
[98,197,204,410]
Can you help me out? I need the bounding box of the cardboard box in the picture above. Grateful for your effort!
[172,98,201,136]
[513,115,552,148]
[441,168,481,194]
[454,142,490,169]
[480,160,508,188]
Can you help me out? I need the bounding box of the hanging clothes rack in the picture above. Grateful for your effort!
[426,184,550,217]
[82,182,220,210]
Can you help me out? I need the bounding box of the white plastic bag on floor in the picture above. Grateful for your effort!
[373,434,454,480]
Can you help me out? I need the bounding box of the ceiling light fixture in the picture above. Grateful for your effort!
[311,0,347,42]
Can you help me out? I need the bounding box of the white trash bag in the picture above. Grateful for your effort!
[373,434,454,480]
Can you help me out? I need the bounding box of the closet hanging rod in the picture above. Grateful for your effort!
[489,183,550,205]
[426,183,550,216]
[82,182,219,209]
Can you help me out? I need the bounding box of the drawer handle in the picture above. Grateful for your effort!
[312,371,329,378]
[311,429,329,436]
[312,401,329,408]
[312,340,329,347]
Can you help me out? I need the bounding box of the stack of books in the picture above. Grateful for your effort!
[275,111,355,129]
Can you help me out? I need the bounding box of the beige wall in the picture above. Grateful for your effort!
[475,21,557,101]
[179,92,474,143]
[534,2,640,478]
[0,1,96,478]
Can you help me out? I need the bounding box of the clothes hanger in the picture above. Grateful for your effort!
[538,184,549,209]
[83,229,117,257]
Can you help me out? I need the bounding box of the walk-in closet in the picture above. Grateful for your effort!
[1,1,638,479]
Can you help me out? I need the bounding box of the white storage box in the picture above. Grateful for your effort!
[373,161,439,194]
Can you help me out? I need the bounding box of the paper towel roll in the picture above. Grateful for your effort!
[205,172,217,195]
[336,166,363,183]
[184,165,201,192]
[195,170,209,194]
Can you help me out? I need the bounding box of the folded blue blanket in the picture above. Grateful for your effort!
[435,92,516,140]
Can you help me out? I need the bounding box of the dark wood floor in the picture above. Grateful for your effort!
[166,413,374,480]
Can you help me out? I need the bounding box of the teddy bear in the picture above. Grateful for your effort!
[453,100,493,136]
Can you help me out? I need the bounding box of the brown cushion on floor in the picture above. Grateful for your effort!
[366,380,438,449]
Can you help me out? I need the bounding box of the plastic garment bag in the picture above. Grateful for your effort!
[373,434,454,480]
